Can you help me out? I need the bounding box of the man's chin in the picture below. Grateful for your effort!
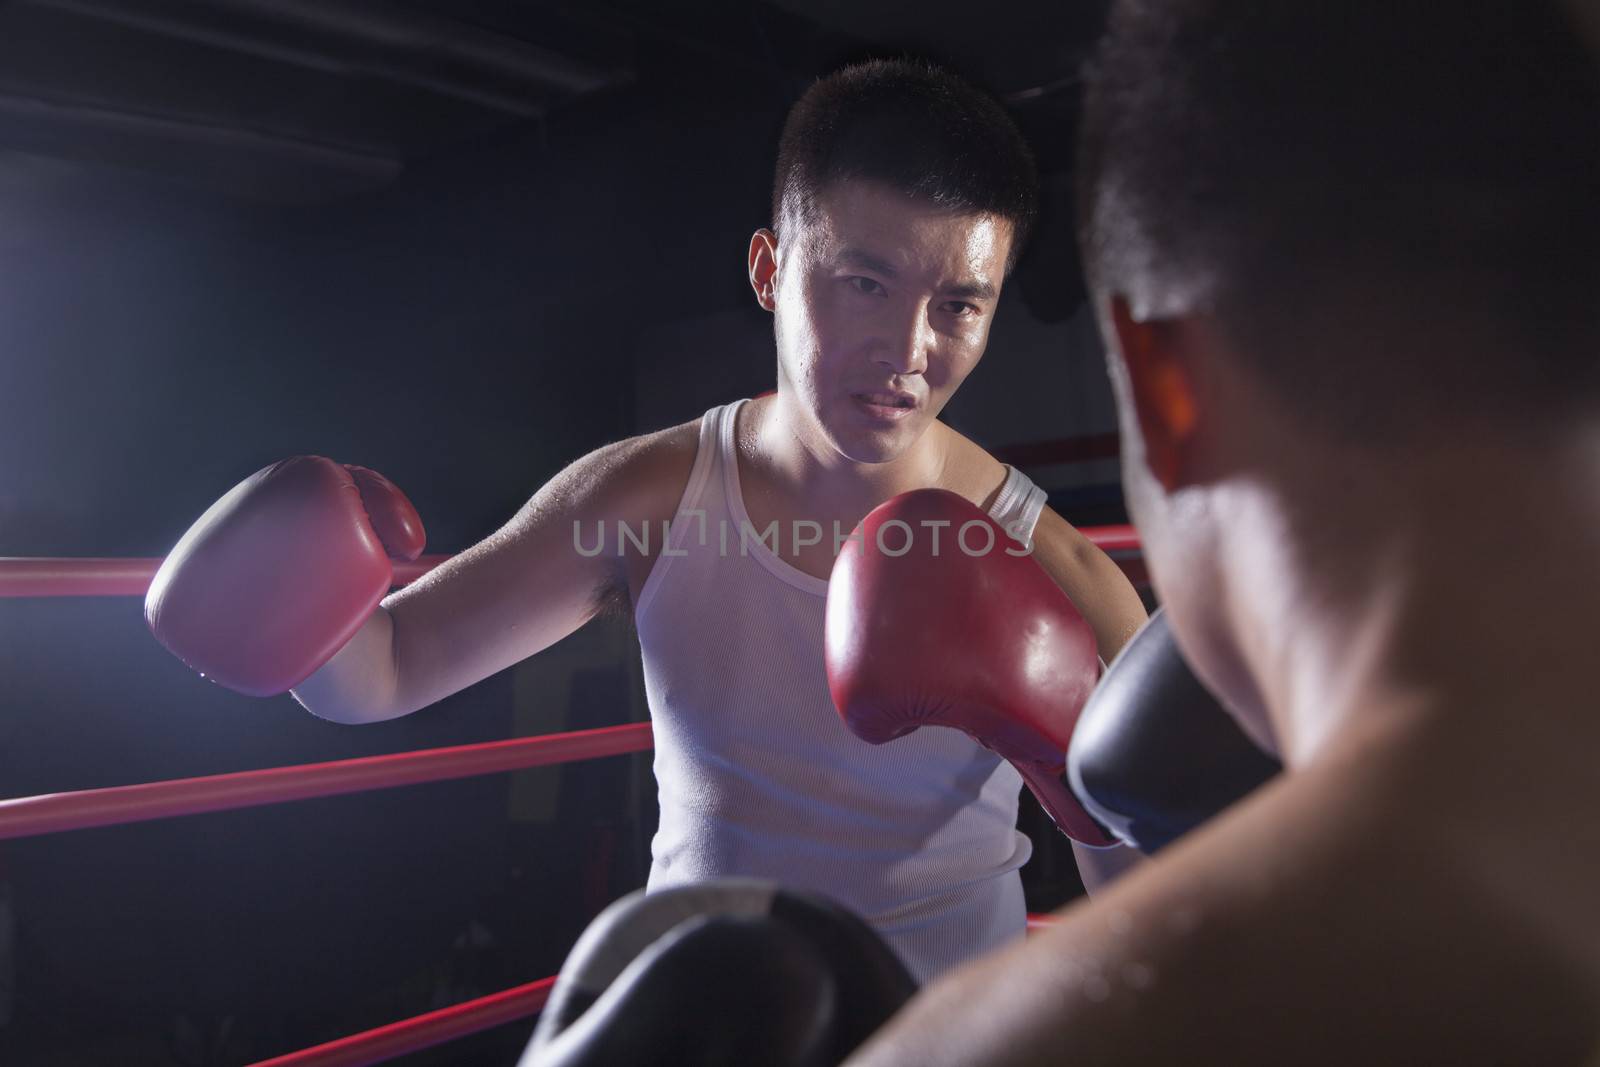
[828,421,922,466]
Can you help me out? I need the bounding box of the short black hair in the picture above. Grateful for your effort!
[1078,1,1600,435]
[773,59,1040,272]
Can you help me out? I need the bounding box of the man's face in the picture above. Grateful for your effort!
[768,180,1012,464]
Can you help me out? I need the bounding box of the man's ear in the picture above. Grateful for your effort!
[748,229,779,312]
[1109,294,1201,492]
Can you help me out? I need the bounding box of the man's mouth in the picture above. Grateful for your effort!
[852,391,917,410]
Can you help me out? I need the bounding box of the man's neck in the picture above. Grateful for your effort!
[745,392,950,523]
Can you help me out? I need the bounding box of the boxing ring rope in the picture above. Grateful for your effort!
[0,554,454,598]
[250,978,559,1067]
[0,721,646,1066]
[0,525,1141,598]
[0,720,1063,1066]
[0,724,654,841]
[0,526,1133,1065]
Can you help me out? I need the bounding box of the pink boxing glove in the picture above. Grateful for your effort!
[146,456,425,697]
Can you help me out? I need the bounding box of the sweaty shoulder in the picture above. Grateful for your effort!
[498,417,700,608]
[578,418,701,604]
[586,417,701,526]
[521,417,698,531]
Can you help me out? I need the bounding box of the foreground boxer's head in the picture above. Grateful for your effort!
[749,59,1038,464]
[1076,0,1600,728]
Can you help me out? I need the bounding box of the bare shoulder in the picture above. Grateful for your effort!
[847,741,1599,1066]
[444,417,700,601]
[545,418,702,606]
[526,417,700,527]
[368,417,702,711]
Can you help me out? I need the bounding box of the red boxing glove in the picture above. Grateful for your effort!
[824,489,1115,846]
[145,456,425,697]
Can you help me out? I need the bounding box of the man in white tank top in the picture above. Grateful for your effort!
[207,60,1149,982]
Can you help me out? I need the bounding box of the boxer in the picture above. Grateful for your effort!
[147,59,1150,983]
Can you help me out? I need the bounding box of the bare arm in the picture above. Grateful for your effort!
[1028,505,1147,662]
[1029,505,1151,890]
[291,423,695,723]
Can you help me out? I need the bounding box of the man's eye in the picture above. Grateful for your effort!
[942,301,980,317]
[849,277,885,296]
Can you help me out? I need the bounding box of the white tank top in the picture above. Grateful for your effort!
[634,399,1050,982]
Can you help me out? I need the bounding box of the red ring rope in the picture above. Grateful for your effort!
[0,526,1139,598]
[0,723,652,841]
[0,554,453,598]
[247,977,556,1067]
[247,913,1066,1067]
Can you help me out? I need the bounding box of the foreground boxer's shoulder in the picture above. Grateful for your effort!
[844,717,1600,1067]
[1391,687,1600,980]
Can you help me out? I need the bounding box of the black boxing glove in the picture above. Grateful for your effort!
[520,880,917,1067]
[1067,609,1283,853]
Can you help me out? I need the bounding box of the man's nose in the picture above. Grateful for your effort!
[874,301,934,376]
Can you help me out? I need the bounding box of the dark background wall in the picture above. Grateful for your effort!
[0,2,1123,1063]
